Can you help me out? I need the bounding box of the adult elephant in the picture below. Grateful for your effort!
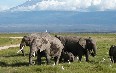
[55,35,97,62]
[20,33,63,65]
[109,45,116,63]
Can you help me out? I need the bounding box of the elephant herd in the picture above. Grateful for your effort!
[18,33,115,65]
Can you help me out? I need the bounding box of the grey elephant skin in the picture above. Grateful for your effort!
[20,33,64,65]
[109,45,116,63]
[55,35,97,62]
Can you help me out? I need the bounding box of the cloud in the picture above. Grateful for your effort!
[12,0,116,11]
[38,0,65,10]
[0,5,9,11]
[98,0,116,11]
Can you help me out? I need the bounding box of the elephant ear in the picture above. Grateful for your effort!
[21,36,29,44]
[86,37,93,44]
[24,36,35,46]
[39,37,51,52]
[23,36,31,42]
[78,38,86,48]
[55,35,65,45]
[23,36,30,41]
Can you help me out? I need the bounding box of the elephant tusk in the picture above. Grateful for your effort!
[61,66,65,70]
[17,46,24,53]
[52,62,55,66]
[33,52,36,57]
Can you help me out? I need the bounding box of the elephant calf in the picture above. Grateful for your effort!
[60,51,74,62]
[109,45,116,63]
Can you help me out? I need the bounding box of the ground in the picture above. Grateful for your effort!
[0,33,116,73]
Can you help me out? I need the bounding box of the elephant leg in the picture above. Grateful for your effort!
[85,50,89,62]
[29,46,36,65]
[45,54,51,65]
[21,50,25,56]
[113,60,116,63]
[44,49,51,65]
[37,51,41,65]
[59,56,63,63]
[29,52,33,65]
[110,56,114,63]
[54,56,60,65]
[79,55,82,61]
[113,56,116,63]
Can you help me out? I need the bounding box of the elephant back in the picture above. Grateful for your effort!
[64,36,80,42]
[60,36,85,49]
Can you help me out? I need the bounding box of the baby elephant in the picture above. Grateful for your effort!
[60,51,75,62]
[109,45,116,63]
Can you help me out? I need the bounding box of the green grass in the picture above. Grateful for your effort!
[0,33,28,37]
[0,33,27,46]
[0,38,21,46]
[0,33,116,73]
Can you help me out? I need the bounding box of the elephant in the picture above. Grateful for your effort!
[109,45,116,63]
[55,35,97,62]
[60,51,74,62]
[20,33,64,65]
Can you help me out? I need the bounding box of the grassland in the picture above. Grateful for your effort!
[0,33,116,73]
[0,33,27,46]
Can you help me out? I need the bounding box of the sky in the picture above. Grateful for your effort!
[0,0,27,11]
[0,0,116,11]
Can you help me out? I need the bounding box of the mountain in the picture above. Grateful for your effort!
[9,0,42,11]
[0,11,116,33]
[0,11,116,25]
[9,0,65,11]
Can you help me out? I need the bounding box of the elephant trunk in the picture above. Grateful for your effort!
[91,44,97,57]
[19,43,25,56]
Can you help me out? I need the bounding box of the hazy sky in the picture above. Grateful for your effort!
[0,0,27,11]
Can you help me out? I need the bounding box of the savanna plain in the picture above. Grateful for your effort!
[0,33,116,73]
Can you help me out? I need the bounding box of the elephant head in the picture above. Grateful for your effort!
[19,36,35,56]
[61,51,74,62]
[21,36,33,46]
[85,37,97,57]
